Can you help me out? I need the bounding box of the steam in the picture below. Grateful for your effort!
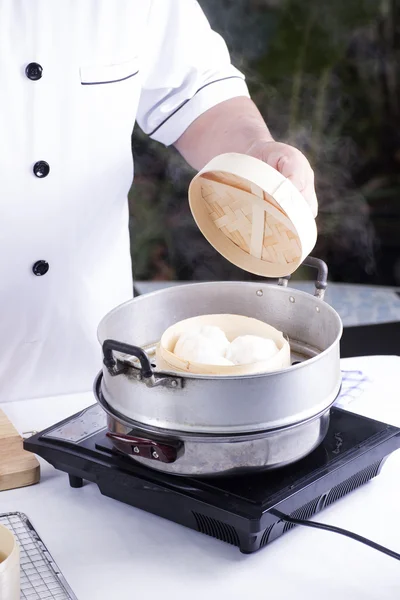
[198,0,378,281]
[131,0,387,283]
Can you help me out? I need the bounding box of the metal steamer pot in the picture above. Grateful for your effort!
[96,258,343,476]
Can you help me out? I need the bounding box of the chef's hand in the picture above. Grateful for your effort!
[174,97,318,217]
[245,139,318,218]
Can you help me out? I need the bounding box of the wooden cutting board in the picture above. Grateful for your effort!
[0,409,40,491]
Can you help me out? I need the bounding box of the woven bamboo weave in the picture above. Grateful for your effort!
[199,176,302,267]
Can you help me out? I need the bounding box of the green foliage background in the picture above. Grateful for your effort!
[129,0,400,285]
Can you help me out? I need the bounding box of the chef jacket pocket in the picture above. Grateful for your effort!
[80,58,139,85]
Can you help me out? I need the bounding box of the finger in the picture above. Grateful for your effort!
[275,153,318,218]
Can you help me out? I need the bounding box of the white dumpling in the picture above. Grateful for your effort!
[203,355,235,366]
[174,326,231,366]
[226,335,279,365]
[196,325,230,355]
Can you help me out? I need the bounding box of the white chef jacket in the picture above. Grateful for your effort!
[0,0,249,402]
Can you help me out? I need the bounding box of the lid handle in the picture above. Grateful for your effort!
[278,256,328,300]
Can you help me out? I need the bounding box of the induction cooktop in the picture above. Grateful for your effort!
[24,405,400,554]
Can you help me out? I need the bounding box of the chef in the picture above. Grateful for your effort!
[0,0,317,403]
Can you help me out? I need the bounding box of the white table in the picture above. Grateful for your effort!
[1,356,400,600]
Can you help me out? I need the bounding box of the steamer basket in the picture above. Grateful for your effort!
[156,314,291,376]
[188,152,317,277]
[95,155,336,474]
[98,263,342,435]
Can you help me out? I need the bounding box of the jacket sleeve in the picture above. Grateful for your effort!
[136,0,250,146]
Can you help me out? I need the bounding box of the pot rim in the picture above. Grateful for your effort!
[97,281,343,381]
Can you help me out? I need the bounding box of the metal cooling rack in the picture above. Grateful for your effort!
[0,512,78,600]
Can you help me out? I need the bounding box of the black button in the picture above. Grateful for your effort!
[33,161,50,178]
[25,62,43,81]
[32,261,49,276]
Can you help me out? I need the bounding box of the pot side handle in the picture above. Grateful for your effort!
[106,432,183,464]
[103,339,153,378]
[278,256,328,300]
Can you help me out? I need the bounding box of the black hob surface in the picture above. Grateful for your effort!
[24,405,400,553]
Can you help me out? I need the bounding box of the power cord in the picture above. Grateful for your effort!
[275,513,400,562]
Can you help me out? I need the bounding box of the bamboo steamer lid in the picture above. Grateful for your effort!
[156,314,291,376]
[188,152,317,278]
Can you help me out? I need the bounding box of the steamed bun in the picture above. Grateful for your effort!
[195,325,230,355]
[174,326,231,366]
[204,356,235,366]
[226,335,279,365]
[172,323,280,368]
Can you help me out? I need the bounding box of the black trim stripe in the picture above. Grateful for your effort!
[148,75,244,137]
[81,70,139,86]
